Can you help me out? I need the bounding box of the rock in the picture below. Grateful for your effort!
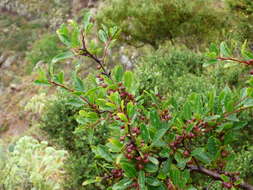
[0,52,9,65]
[2,55,16,68]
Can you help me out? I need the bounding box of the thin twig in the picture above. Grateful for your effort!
[188,165,253,190]
[217,57,253,65]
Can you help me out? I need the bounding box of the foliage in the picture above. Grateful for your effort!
[0,136,68,190]
[26,33,67,66]
[40,92,108,189]
[35,14,253,190]
[0,14,42,53]
[136,46,209,98]
[97,0,230,48]
[225,0,253,42]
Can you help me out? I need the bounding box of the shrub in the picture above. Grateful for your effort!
[97,0,230,48]
[0,136,68,190]
[40,92,109,189]
[34,14,253,190]
[225,0,253,43]
[136,46,208,97]
[26,33,66,67]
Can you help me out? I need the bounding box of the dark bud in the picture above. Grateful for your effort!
[120,136,125,141]
[183,150,190,157]
[101,83,108,88]
[137,163,144,170]
[222,150,229,157]
[222,182,233,189]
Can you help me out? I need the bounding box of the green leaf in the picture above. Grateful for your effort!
[83,12,92,30]
[114,66,124,82]
[140,124,150,143]
[92,145,113,162]
[67,97,84,107]
[220,42,231,57]
[209,43,219,55]
[241,40,253,60]
[220,174,230,182]
[144,162,159,173]
[127,102,135,118]
[191,148,211,164]
[151,124,170,147]
[56,24,71,46]
[82,177,102,186]
[73,74,85,91]
[182,102,192,120]
[123,71,134,89]
[117,113,128,122]
[51,51,74,64]
[121,161,137,177]
[34,79,51,86]
[107,138,123,152]
[207,137,220,160]
[138,171,146,190]
[98,29,108,43]
[150,110,161,129]
[146,177,161,186]
[112,178,132,190]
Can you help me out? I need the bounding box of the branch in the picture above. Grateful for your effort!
[80,31,111,79]
[217,57,253,66]
[187,165,253,190]
[48,80,101,114]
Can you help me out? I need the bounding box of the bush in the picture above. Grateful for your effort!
[226,0,253,43]
[97,0,230,48]
[26,33,66,67]
[0,136,67,190]
[40,93,109,189]
[136,46,209,97]
[34,14,253,190]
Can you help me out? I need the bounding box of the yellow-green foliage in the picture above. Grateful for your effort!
[0,136,68,190]
[97,0,230,48]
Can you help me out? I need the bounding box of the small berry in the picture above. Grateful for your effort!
[120,136,125,141]
[222,150,229,157]
[137,163,144,170]
[101,83,108,88]
[183,150,190,157]
[222,182,233,189]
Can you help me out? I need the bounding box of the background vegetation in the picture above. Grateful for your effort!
[1,0,253,190]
